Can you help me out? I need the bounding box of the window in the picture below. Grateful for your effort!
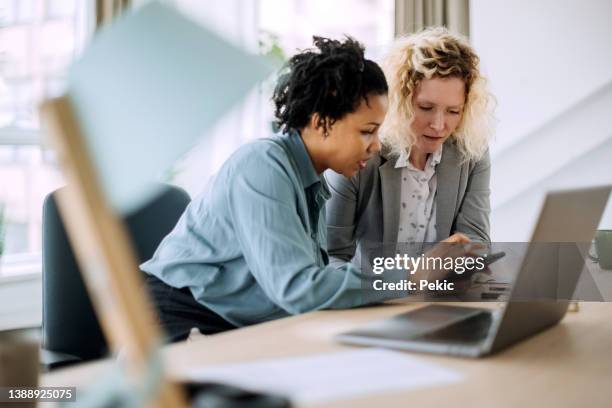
[0,0,90,277]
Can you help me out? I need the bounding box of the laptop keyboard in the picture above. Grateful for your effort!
[419,311,493,343]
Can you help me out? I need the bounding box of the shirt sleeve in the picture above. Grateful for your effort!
[225,145,406,314]
[454,150,491,243]
[325,168,360,266]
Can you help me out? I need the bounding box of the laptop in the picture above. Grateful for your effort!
[336,185,611,357]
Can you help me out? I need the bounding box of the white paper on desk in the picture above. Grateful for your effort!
[188,349,462,405]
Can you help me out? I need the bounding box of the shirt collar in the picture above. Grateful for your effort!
[395,144,444,170]
[283,131,330,199]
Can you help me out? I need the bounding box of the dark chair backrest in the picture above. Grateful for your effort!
[42,184,190,362]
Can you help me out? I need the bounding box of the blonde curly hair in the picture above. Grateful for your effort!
[380,27,495,162]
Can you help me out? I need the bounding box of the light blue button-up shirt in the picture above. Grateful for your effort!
[141,132,404,327]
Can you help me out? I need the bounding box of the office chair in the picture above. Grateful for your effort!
[41,184,190,370]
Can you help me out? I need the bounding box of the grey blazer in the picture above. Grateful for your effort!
[325,140,491,264]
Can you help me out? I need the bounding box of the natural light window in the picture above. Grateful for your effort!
[0,0,89,277]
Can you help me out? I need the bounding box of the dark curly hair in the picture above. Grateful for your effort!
[272,36,388,135]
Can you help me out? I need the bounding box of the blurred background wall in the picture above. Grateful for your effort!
[471,0,612,240]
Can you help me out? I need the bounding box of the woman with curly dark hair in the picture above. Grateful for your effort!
[141,36,395,342]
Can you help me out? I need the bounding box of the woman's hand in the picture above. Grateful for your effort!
[411,233,486,293]
[442,233,471,244]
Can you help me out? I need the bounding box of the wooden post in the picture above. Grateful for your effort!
[40,95,188,408]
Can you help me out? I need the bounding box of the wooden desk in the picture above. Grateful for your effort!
[44,302,612,407]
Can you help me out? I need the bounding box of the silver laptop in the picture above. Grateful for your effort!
[336,185,611,358]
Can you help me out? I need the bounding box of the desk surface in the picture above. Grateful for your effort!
[44,301,612,408]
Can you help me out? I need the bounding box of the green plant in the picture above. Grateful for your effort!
[258,30,287,68]
[258,30,288,133]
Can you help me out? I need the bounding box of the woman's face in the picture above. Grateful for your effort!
[410,77,466,155]
[325,94,388,177]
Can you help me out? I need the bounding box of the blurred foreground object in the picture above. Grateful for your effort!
[40,2,272,407]
[0,329,39,408]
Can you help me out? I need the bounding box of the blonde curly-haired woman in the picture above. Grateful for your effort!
[326,27,495,266]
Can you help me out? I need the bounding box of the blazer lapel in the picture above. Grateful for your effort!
[379,155,401,243]
[436,143,461,240]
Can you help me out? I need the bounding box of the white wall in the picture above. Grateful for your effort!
[470,0,612,240]
[492,138,612,241]
[471,0,612,154]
